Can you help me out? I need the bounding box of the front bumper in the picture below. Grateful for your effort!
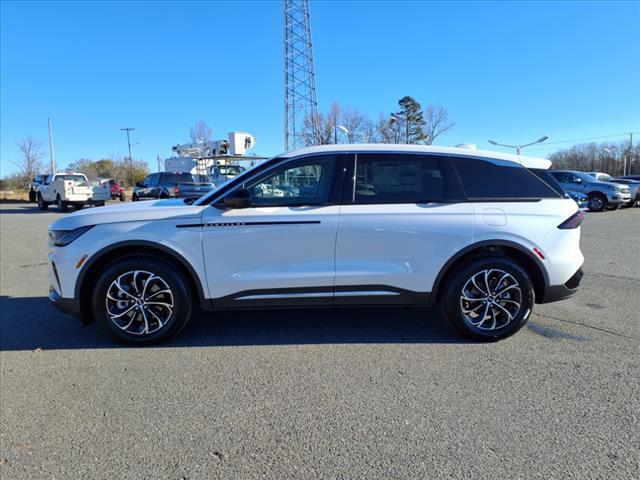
[49,287,82,320]
[607,192,631,204]
[539,267,584,303]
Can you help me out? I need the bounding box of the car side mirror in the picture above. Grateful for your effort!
[135,182,144,187]
[222,188,251,209]
[574,178,582,184]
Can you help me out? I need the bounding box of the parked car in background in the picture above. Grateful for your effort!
[549,170,631,212]
[132,172,214,201]
[100,179,126,201]
[48,144,585,345]
[29,175,47,202]
[37,173,110,211]
[612,179,640,207]
[620,175,640,181]
[567,190,589,209]
[588,173,640,207]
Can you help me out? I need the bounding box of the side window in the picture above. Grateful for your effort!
[529,169,567,197]
[142,174,154,186]
[246,156,336,206]
[353,154,461,204]
[453,157,561,200]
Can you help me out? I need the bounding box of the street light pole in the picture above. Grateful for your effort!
[121,127,135,187]
[488,136,549,156]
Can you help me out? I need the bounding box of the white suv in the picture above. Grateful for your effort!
[47,145,585,345]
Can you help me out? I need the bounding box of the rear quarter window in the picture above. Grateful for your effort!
[452,157,561,200]
[161,173,196,184]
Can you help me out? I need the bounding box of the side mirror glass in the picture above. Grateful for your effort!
[222,188,251,209]
[574,178,582,184]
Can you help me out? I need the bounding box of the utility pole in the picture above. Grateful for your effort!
[157,155,162,172]
[47,118,56,173]
[627,133,634,175]
[121,127,135,187]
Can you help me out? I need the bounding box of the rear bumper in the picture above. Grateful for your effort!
[539,267,584,303]
[49,287,82,320]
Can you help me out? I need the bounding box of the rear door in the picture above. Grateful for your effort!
[201,154,345,306]
[334,153,474,304]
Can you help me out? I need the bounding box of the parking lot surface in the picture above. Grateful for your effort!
[1,202,639,479]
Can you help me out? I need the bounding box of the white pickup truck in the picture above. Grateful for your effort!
[37,173,110,212]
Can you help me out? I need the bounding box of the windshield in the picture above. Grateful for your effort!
[57,175,87,184]
[162,173,197,183]
[218,165,245,176]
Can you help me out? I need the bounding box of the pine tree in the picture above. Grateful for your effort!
[394,96,427,144]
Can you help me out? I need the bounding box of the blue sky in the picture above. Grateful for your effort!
[1,0,639,175]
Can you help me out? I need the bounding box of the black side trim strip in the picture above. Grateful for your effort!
[177,220,321,228]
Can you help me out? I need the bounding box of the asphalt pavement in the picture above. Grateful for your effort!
[1,202,639,479]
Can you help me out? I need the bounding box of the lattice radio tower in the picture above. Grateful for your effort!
[284,0,318,151]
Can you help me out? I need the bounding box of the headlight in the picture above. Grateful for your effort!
[48,225,94,246]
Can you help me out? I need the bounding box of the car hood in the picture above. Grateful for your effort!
[49,199,204,231]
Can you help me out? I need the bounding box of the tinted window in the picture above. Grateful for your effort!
[161,173,196,184]
[354,154,461,204]
[529,169,567,196]
[247,156,336,206]
[453,157,561,199]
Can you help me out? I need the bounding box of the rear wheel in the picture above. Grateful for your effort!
[92,257,193,345]
[441,257,534,341]
[587,193,606,212]
[119,192,126,201]
[57,195,68,212]
[37,193,49,211]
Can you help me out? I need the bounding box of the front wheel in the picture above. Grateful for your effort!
[37,194,49,211]
[28,190,36,202]
[441,257,534,341]
[57,195,68,212]
[92,257,193,345]
[587,193,606,212]
[132,193,139,202]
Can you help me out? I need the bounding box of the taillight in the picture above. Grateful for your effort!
[558,210,586,229]
[175,183,180,197]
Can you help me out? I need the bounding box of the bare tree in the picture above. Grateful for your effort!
[13,137,45,187]
[423,105,454,145]
[340,107,371,143]
[301,102,340,146]
[373,113,402,143]
[189,121,212,143]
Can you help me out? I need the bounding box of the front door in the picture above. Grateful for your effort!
[201,155,345,306]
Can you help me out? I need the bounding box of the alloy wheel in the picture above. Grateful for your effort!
[105,270,174,335]
[459,269,522,331]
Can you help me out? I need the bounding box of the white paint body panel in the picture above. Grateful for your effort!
[201,205,339,298]
[334,203,475,293]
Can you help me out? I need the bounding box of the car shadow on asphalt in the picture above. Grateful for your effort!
[0,296,469,351]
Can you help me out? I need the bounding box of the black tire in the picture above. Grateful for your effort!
[441,256,535,341]
[57,195,68,212]
[92,256,193,346]
[132,193,139,202]
[119,192,126,202]
[587,193,607,212]
[37,193,49,211]
[159,192,169,199]
[28,190,36,202]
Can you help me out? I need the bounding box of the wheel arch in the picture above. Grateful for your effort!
[76,240,209,324]
[432,240,549,303]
